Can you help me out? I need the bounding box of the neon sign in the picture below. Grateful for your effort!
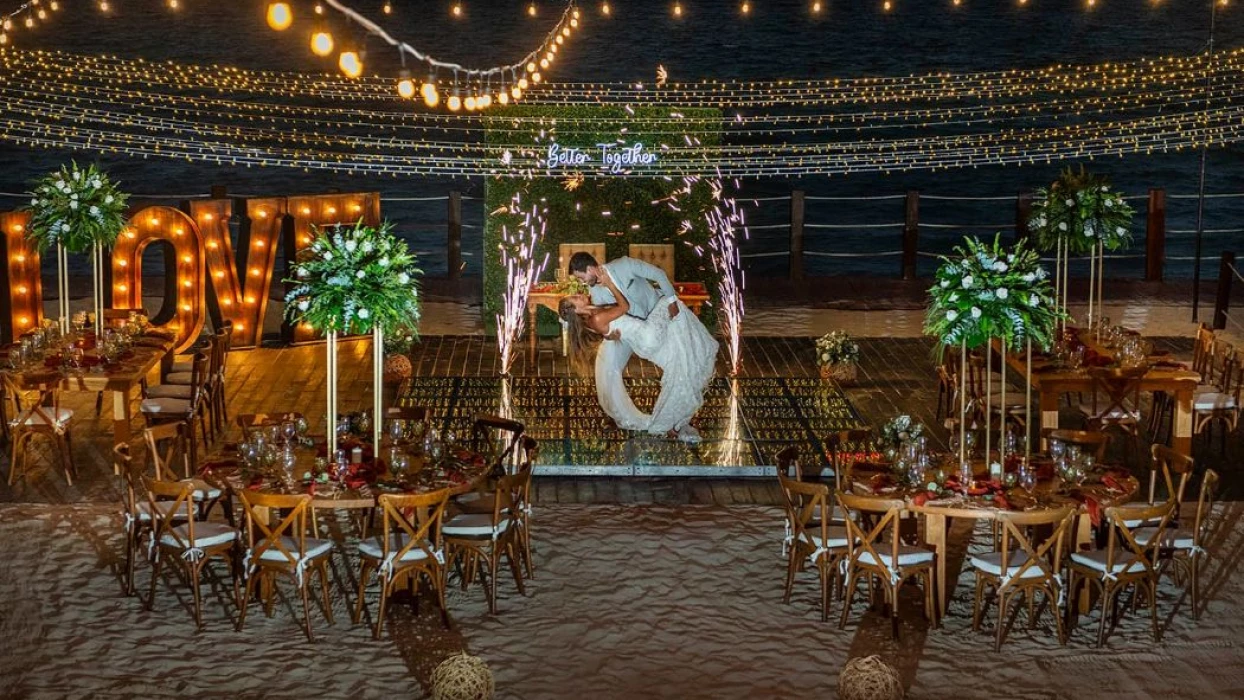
[546,142,658,173]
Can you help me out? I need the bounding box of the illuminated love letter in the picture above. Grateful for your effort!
[0,211,41,342]
[284,193,381,343]
[190,198,284,348]
[111,206,206,353]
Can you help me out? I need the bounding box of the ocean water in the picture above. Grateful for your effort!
[2,0,1243,281]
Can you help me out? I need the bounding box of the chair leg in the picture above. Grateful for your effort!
[299,578,315,643]
[59,432,76,487]
[506,541,526,597]
[146,554,162,611]
[374,575,392,640]
[839,572,859,629]
[487,548,500,614]
[1096,585,1114,647]
[190,561,205,629]
[819,561,831,622]
[319,563,334,625]
[1148,579,1162,642]
[971,576,987,631]
[354,562,372,625]
[1191,556,1202,621]
[782,549,800,604]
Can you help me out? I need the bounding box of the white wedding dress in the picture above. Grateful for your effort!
[598,296,719,437]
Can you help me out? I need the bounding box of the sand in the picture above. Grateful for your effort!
[1,501,1243,699]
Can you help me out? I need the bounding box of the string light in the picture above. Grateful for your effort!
[601,1,611,15]
[528,2,537,16]
[883,0,893,10]
[451,3,462,17]
[812,0,822,11]
[421,80,441,107]
[673,2,683,17]
[338,50,363,78]
[310,31,334,56]
[167,0,179,10]
[741,1,751,14]
[267,2,293,31]
[382,1,391,13]
[396,73,416,99]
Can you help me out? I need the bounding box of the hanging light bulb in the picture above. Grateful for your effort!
[50,1,60,10]
[518,77,529,90]
[396,72,416,99]
[37,8,47,19]
[573,7,580,18]
[479,93,493,109]
[422,81,441,107]
[811,0,822,12]
[383,1,392,13]
[953,0,961,5]
[601,2,611,16]
[562,25,571,36]
[0,33,7,45]
[570,16,579,27]
[673,2,683,17]
[883,0,892,9]
[24,15,34,28]
[447,94,462,111]
[338,51,363,78]
[527,2,537,16]
[2,18,11,29]
[539,58,549,69]
[464,95,477,111]
[741,1,751,14]
[310,30,334,56]
[511,84,523,100]
[555,34,565,44]
[452,3,463,17]
[526,61,537,73]
[498,90,510,105]
[167,0,179,10]
[314,3,323,14]
[266,2,293,31]
[531,71,542,83]
[98,0,109,11]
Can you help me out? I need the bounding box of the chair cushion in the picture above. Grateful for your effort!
[1133,526,1197,550]
[358,535,435,562]
[17,407,73,427]
[160,522,236,549]
[146,385,194,400]
[969,552,1047,579]
[183,478,222,501]
[256,536,334,563]
[857,545,935,569]
[807,526,851,550]
[170,360,193,374]
[1070,550,1150,576]
[140,398,192,414]
[1194,393,1237,411]
[443,513,510,538]
[164,372,195,385]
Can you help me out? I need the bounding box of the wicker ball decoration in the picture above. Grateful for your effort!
[820,362,858,386]
[838,655,904,700]
[383,354,413,381]
[431,653,495,700]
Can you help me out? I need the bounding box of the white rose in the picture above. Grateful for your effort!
[940,279,950,288]
[946,310,959,321]
[89,206,100,216]
[69,193,78,200]
[1105,199,1114,208]
[323,251,334,261]
[1064,198,1074,206]
[361,241,374,254]
[397,272,410,284]
[91,179,101,189]
[1029,294,1040,307]
[297,300,309,311]
[821,353,830,363]
[962,275,974,288]
[948,293,959,302]
[357,308,370,319]
[355,270,365,279]
[345,240,357,253]
[995,261,1008,272]
[1058,222,1067,231]
[996,288,1008,300]
[971,307,982,319]
[1022,273,1035,282]
[104,195,114,204]
[72,170,82,181]
[29,198,37,206]
[297,267,309,278]
[379,257,391,267]
[1116,226,1126,235]
[69,201,78,210]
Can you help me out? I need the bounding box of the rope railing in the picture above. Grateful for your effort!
[806,250,904,258]
[805,222,903,229]
[921,223,1014,229]
[1229,261,1244,284]
[1168,228,1244,235]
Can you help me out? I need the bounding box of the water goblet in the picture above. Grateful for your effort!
[1020,466,1037,495]
[295,415,310,437]
[282,448,298,484]
[358,410,373,436]
[1049,439,1066,461]
[964,430,978,458]
[282,420,298,447]
[388,418,405,445]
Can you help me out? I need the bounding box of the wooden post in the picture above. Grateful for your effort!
[448,190,463,280]
[901,190,919,280]
[1213,251,1235,331]
[789,189,805,282]
[1145,188,1167,282]
[1015,191,1033,244]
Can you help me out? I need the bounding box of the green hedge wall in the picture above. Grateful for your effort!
[483,104,722,336]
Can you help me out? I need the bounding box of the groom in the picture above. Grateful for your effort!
[568,251,680,429]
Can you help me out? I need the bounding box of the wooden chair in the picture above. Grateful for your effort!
[628,243,676,280]
[1078,365,1147,463]
[822,428,875,492]
[1117,445,1192,531]
[969,507,1075,649]
[354,489,453,638]
[236,491,336,642]
[513,436,538,579]
[383,405,430,446]
[444,471,528,614]
[1042,429,1110,463]
[143,422,231,524]
[116,443,189,596]
[158,330,227,440]
[144,476,241,629]
[471,414,525,475]
[1134,469,1220,621]
[1193,349,1241,450]
[778,469,849,621]
[1067,500,1175,646]
[209,321,234,437]
[141,352,212,468]
[837,491,938,638]
[2,371,75,486]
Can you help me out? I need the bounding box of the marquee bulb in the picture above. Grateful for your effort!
[266,2,293,31]
[338,51,363,78]
[310,31,334,56]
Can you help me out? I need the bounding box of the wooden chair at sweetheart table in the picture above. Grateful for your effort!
[235,490,336,643]
[143,476,242,629]
[354,489,454,638]
[777,461,849,622]
[968,507,1075,649]
[837,491,938,639]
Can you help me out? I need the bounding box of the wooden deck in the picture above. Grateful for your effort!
[3,333,1235,507]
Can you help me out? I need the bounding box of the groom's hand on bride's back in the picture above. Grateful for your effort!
[668,301,680,319]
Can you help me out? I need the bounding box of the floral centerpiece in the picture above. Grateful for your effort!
[815,330,860,384]
[1029,167,1134,256]
[284,220,421,334]
[24,162,129,253]
[924,234,1063,353]
[880,414,923,448]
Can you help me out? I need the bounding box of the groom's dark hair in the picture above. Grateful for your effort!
[568,252,598,275]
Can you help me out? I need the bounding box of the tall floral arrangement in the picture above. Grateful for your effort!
[24,162,129,253]
[284,220,422,335]
[1028,167,1134,255]
[924,234,1063,352]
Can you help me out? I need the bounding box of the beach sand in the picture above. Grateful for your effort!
[1,501,1242,699]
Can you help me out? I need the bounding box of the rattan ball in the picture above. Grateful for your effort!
[383,354,413,381]
[838,655,904,700]
[431,653,494,700]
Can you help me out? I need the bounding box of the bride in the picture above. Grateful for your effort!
[558,269,719,442]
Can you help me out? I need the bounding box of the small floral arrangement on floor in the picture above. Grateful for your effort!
[1029,167,1135,255]
[815,330,860,366]
[24,162,130,253]
[925,234,1063,352]
[880,414,923,447]
[284,220,422,335]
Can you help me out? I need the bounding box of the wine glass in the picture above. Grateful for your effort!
[282,420,298,447]
[388,418,405,445]
[282,448,298,484]
[964,430,978,459]
[358,410,372,436]
[1049,439,1066,461]
[1020,466,1037,495]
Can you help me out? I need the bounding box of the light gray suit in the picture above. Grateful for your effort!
[590,257,678,429]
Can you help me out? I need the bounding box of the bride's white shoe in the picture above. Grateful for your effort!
[676,425,702,444]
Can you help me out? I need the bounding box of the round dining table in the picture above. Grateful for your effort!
[849,457,1140,618]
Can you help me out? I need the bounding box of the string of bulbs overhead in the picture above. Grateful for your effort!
[0,0,60,46]
[263,0,583,111]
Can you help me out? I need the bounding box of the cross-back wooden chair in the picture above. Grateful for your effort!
[208,321,234,436]
[513,436,538,579]
[966,353,1028,430]
[2,370,75,486]
[354,489,453,638]
[776,446,813,557]
[141,352,212,468]
[778,471,849,621]
[1078,365,1147,463]
[1136,468,1220,620]
[837,491,938,638]
[143,475,241,628]
[823,428,875,491]
[143,422,231,524]
[969,507,1075,649]
[444,471,528,614]
[1193,348,1241,450]
[471,414,525,476]
[1067,499,1175,646]
[1117,445,1192,532]
[116,443,189,596]
[235,490,335,642]
[162,328,229,442]
[1043,428,1110,463]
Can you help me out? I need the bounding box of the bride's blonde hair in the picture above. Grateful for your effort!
[558,298,599,369]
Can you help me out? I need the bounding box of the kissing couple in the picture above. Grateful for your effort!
[558,252,719,443]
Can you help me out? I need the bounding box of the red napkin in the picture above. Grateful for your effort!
[911,491,932,507]
[1070,491,1102,527]
[869,473,894,494]
[994,493,1012,511]
[1035,463,1055,481]
[1102,475,1125,493]
[246,475,264,490]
